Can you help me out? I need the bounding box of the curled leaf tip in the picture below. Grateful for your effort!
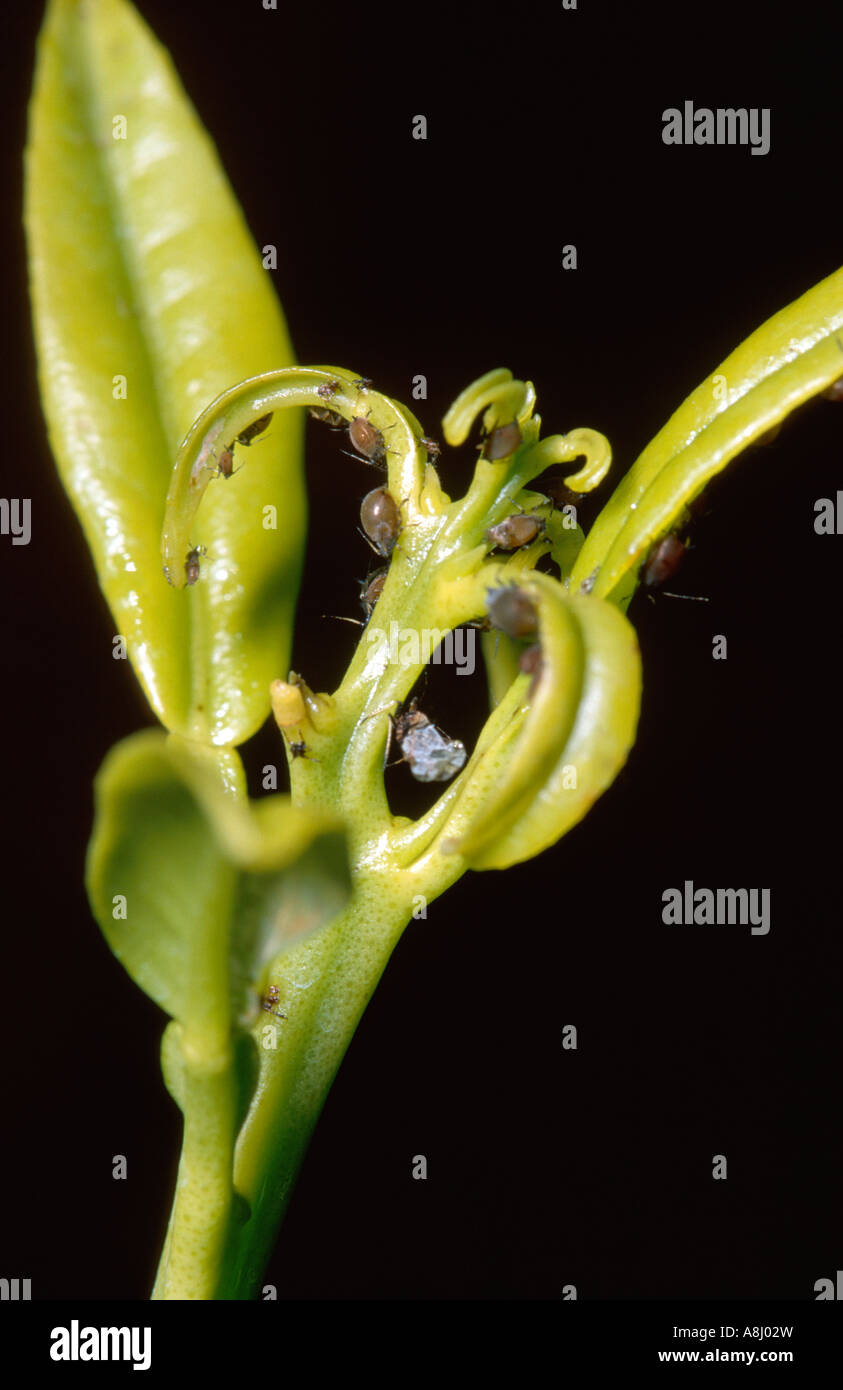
[442,369,537,447]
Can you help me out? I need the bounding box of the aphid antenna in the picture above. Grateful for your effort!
[360,699,401,725]
[341,448,388,470]
[382,714,401,768]
[661,592,710,602]
[322,613,365,627]
[354,702,402,766]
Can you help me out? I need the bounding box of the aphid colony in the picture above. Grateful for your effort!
[178,387,580,782]
[184,389,547,780]
[171,412,276,585]
[485,583,544,699]
[212,412,274,480]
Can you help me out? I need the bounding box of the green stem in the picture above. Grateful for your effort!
[215,885,412,1299]
[151,856,239,1299]
[151,1042,237,1300]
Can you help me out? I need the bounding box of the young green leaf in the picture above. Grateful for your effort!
[86,730,351,1035]
[383,571,642,878]
[571,266,843,603]
[25,0,305,745]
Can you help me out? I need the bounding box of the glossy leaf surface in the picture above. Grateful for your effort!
[572,267,843,604]
[25,0,305,745]
[86,731,350,1033]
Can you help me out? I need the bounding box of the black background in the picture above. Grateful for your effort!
[2,0,842,1303]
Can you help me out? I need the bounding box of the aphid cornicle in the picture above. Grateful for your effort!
[481,420,521,460]
[348,413,388,466]
[360,487,401,557]
[642,533,686,589]
[184,545,207,586]
[486,511,547,552]
[391,700,467,784]
[235,412,273,446]
[486,584,539,639]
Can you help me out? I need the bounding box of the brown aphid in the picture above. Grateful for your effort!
[348,413,388,465]
[519,642,542,676]
[543,475,581,510]
[212,446,237,480]
[360,487,401,557]
[184,544,207,586]
[823,376,843,402]
[486,511,547,551]
[519,642,543,697]
[482,420,521,460]
[486,584,539,639]
[317,379,340,399]
[420,436,441,461]
[235,412,273,446]
[261,984,287,1020]
[753,422,782,448]
[309,406,345,428]
[642,534,686,589]
[360,567,388,618]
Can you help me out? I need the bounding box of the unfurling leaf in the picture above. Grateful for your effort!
[86,730,350,1034]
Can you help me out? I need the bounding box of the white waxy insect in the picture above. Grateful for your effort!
[392,701,467,783]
